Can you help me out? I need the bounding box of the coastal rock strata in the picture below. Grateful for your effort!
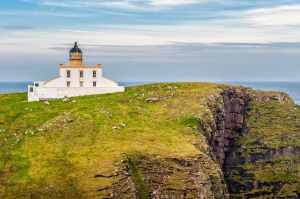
[206,87,300,198]
[206,87,296,167]
[208,88,250,167]
[99,155,229,199]
[100,88,298,199]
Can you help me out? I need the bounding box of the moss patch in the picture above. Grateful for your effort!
[128,157,150,199]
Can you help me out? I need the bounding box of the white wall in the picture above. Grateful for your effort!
[28,86,125,101]
[44,77,65,87]
[59,67,107,87]
[44,67,116,88]
[29,66,123,101]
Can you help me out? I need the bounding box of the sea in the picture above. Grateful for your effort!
[1,81,300,105]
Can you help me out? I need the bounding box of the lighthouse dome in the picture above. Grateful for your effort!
[70,42,82,53]
[69,42,83,62]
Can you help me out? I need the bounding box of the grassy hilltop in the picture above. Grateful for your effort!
[0,83,299,198]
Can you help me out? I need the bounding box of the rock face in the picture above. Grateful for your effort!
[205,87,300,198]
[208,88,250,167]
[208,88,295,168]
[99,155,229,199]
[105,87,300,199]
[251,91,294,103]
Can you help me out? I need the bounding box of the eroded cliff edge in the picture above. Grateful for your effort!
[100,86,300,199]
[1,83,300,199]
[204,87,300,198]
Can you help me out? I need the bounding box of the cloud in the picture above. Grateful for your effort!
[245,4,300,26]
[3,0,300,82]
[2,22,300,58]
[22,0,213,10]
[22,0,143,10]
[0,25,35,30]
[2,40,300,82]
[0,9,92,17]
[4,1,300,47]
[47,42,300,59]
[20,0,300,27]
[148,0,209,8]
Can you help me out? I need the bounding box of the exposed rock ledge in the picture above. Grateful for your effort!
[208,88,250,167]
[207,87,294,168]
[205,87,299,198]
[98,86,298,198]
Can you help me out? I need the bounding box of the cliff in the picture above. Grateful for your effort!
[0,83,299,198]
[205,87,299,198]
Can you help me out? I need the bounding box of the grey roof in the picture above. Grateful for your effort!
[70,41,82,53]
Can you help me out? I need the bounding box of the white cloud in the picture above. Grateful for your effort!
[22,0,213,10]
[1,21,300,56]
[0,9,92,17]
[245,4,300,26]
[3,0,300,82]
[21,0,300,26]
[148,0,208,7]
[3,1,300,51]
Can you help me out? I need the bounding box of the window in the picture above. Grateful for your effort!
[29,87,34,92]
[67,81,71,87]
[67,70,71,78]
[93,82,97,87]
[34,83,39,87]
[79,70,84,78]
[93,70,97,78]
[80,81,83,87]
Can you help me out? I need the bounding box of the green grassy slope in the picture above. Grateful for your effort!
[0,83,224,198]
[1,83,299,198]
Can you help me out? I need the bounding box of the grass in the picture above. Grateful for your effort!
[1,82,300,198]
[128,156,150,199]
[228,97,300,198]
[0,82,223,198]
[240,100,300,148]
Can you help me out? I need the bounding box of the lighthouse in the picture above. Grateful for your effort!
[28,42,125,101]
[69,42,83,66]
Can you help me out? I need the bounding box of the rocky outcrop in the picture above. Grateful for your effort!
[205,87,300,198]
[208,88,250,167]
[107,88,298,199]
[250,91,294,103]
[99,155,229,199]
[206,87,296,165]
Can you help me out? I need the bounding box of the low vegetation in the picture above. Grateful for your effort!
[0,83,222,198]
[0,83,299,198]
[227,99,300,198]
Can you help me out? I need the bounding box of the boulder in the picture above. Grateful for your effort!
[146,98,159,103]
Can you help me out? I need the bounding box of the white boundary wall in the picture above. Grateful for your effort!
[28,86,125,101]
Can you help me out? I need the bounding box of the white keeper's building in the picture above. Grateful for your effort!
[28,42,125,101]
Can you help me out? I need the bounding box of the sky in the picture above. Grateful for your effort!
[1,0,300,82]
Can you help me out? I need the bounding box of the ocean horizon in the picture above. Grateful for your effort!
[1,81,300,104]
